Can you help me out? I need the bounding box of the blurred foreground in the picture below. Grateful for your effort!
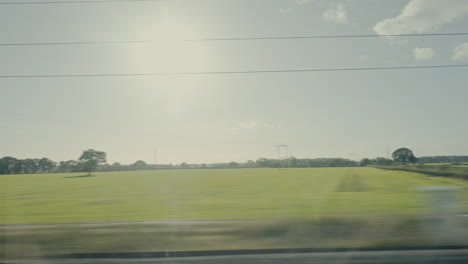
[2,250,468,264]
[1,215,468,260]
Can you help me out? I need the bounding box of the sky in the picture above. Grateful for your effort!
[1,0,468,164]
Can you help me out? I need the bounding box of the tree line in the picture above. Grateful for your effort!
[417,156,468,164]
[0,149,106,175]
[0,155,360,175]
[0,147,446,175]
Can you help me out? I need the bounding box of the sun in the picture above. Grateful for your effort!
[133,15,209,114]
[138,16,206,74]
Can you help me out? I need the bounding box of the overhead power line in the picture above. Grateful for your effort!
[1,32,468,47]
[0,0,166,5]
[188,32,468,42]
[1,64,467,79]
[0,40,149,46]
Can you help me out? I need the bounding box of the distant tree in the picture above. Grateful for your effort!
[229,161,239,168]
[38,158,56,173]
[180,162,189,169]
[200,163,207,169]
[0,158,6,174]
[417,156,468,164]
[288,156,298,167]
[245,160,256,168]
[94,162,124,172]
[0,157,18,174]
[13,159,24,173]
[360,158,372,167]
[392,148,417,164]
[132,160,147,170]
[373,157,394,166]
[109,162,123,171]
[57,160,78,173]
[22,158,40,173]
[57,161,67,173]
[66,160,79,171]
[273,161,281,168]
[256,158,269,168]
[79,149,107,175]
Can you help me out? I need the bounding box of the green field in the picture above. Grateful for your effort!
[1,167,468,225]
[425,163,468,167]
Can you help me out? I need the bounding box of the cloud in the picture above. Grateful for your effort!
[413,47,434,60]
[322,3,348,24]
[280,0,312,14]
[374,0,468,35]
[235,122,258,129]
[359,55,369,60]
[452,42,468,60]
[232,122,273,130]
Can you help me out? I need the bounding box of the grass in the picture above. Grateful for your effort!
[1,216,468,260]
[376,165,468,180]
[425,163,468,167]
[1,168,468,225]
[2,167,468,260]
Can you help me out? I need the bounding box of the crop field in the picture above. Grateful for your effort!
[1,167,468,225]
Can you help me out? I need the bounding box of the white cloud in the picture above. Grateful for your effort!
[452,42,468,60]
[374,0,468,35]
[280,0,312,14]
[236,122,258,129]
[413,47,434,60]
[231,121,273,130]
[322,3,348,24]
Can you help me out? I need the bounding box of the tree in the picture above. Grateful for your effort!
[109,162,123,171]
[57,160,78,173]
[373,157,393,166]
[0,158,8,174]
[288,156,298,167]
[359,158,372,167]
[392,148,417,164]
[131,160,147,170]
[22,158,40,174]
[256,158,269,168]
[79,149,106,175]
[0,157,18,174]
[245,160,256,168]
[229,161,239,168]
[38,158,56,173]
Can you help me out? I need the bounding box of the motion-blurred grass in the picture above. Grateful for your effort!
[2,216,468,260]
[1,168,468,225]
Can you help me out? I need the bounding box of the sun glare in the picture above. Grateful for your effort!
[134,15,209,114]
[139,16,206,74]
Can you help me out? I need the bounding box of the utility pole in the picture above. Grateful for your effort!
[275,144,291,160]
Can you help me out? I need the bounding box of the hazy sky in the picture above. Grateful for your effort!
[1,0,468,164]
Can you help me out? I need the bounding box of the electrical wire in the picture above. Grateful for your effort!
[0,0,166,5]
[0,40,150,46]
[1,32,468,47]
[1,64,467,79]
[188,32,468,42]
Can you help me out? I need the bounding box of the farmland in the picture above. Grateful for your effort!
[2,167,468,260]
[1,167,468,225]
